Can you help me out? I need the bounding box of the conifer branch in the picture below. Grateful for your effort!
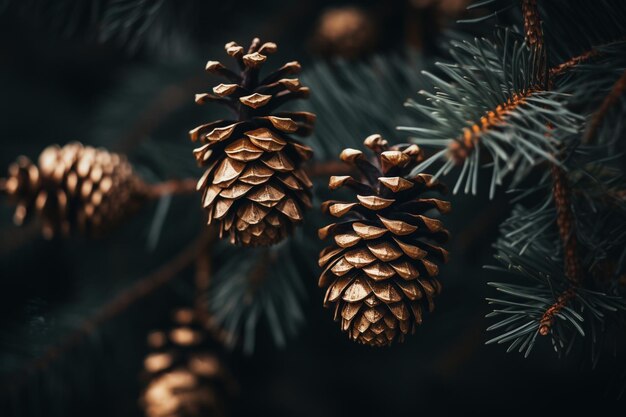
[550,48,602,78]
[3,231,213,390]
[447,90,539,163]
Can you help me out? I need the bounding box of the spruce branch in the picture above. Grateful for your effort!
[469,0,626,357]
[485,242,626,357]
[399,30,581,198]
[550,48,602,79]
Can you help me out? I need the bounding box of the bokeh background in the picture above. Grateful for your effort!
[0,1,624,416]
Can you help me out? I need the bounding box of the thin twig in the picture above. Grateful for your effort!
[550,48,601,78]
[448,91,536,163]
[551,164,582,286]
[549,37,626,79]
[522,0,544,48]
[539,288,576,336]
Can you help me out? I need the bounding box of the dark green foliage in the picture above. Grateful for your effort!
[397,1,626,366]
[207,233,313,354]
[399,31,581,198]
[486,243,625,361]
[1,0,235,54]
[302,53,426,160]
[2,0,626,415]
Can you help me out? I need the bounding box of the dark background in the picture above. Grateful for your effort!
[0,1,624,416]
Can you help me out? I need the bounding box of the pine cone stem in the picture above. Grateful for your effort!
[142,178,198,199]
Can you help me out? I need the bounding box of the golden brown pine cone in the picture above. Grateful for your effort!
[191,38,315,247]
[140,309,236,417]
[0,142,145,238]
[318,134,451,347]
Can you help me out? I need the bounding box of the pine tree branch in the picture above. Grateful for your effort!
[584,68,626,144]
[523,0,581,298]
[3,230,213,390]
[550,48,602,78]
[447,90,539,163]
[521,1,581,339]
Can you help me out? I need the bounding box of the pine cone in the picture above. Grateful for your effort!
[318,134,451,347]
[191,38,315,247]
[140,309,235,417]
[0,142,145,238]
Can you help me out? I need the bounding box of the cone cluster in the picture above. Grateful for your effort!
[318,134,451,346]
[140,309,234,417]
[0,142,144,238]
[191,38,315,247]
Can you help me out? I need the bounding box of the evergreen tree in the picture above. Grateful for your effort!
[1,1,625,416]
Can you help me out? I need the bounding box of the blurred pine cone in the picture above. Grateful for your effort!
[318,135,450,347]
[140,309,235,417]
[0,142,145,238]
[310,6,378,59]
[191,38,315,247]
